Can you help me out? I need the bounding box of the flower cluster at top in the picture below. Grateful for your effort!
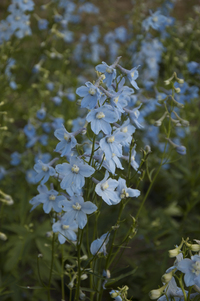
[0,0,34,43]
[149,239,200,301]
[29,57,141,246]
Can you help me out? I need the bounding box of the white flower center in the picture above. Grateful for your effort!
[49,195,56,201]
[96,112,105,119]
[15,16,21,21]
[114,97,119,103]
[64,133,71,141]
[120,188,129,199]
[62,225,69,230]
[23,0,28,3]
[153,16,158,22]
[42,165,49,172]
[71,164,79,173]
[106,67,113,74]
[131,155,135,161]
[89,88,96,96]
[121,126,128,133]
[192,261,200,275]
[101,181,109,190]
[131,71,135,78]
[107,136,115,143]
[72,202,82,210]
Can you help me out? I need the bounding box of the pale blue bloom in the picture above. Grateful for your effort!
[52,216,78,244]
[59,194,97,229]
[116,178,140,200]
[34,160,56,184]
[9,0,35,12]
[95,171,120,205]
[114,119,136,147]
[26,169,37,184]
[90,232,110,255]
[29,185,65,213]
[55,156,95,192]
[24,123,36,138]
[99,131,127,161]
[10,151,21,166]
[38,19,48,30]
[158,277,187,301]
[177,255,200,287]
[34,152,51,164]
[36,107,46,120]
[96,62,116,87]
[142,11,169,32]
[76,82,101,110]
[51,96,62,105]
[86,105,118,135]
[110,290,122,301]
[54,125,77,157]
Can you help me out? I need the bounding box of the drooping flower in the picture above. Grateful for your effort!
[90,232,110,255]
[116,177,140,200]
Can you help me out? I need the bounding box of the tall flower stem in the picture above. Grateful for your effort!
[47,232,55,301]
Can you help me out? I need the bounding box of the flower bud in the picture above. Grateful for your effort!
[161,271,173,283]
[0,232,7,241]
[81,274,88,280]
[149,285,167,300]
[168,248,180,258]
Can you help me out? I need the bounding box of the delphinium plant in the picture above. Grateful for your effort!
[26,55,191,301]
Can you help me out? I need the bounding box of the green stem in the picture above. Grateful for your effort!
[75,229,84,301]
[178,274,187,301]
[61,245,65,300]
[48,232,55,301]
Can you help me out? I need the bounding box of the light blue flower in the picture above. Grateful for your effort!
[52,216,78,244]
[86,105,118,135]
[34,160,56,184]
[96,62,116,87]
[54,125,77,157]
[55,156,95,193]
[10,151,21,166]
[59,194,97,229]
[110,290,122,301]
[36,107,46,120]
[177,255,200,287]
[76,82,101,110]
[99,131,127,161]
[90,232,110,255]
[38,19,49,30]
[95,171,120,205]
[116,177,140,200]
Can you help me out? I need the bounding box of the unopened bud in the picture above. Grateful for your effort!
[175,88,181,93]
[80,274,88,280]
[79,290,86,300]
[0,232,7,241]
[161,271,173,283]
[149,284,167,300]
[80,255,88,261]
[177,78,184,84]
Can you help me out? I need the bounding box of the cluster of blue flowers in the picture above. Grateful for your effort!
[150,240,200,301]
[0,0,34,44]
[29,58,141,250]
